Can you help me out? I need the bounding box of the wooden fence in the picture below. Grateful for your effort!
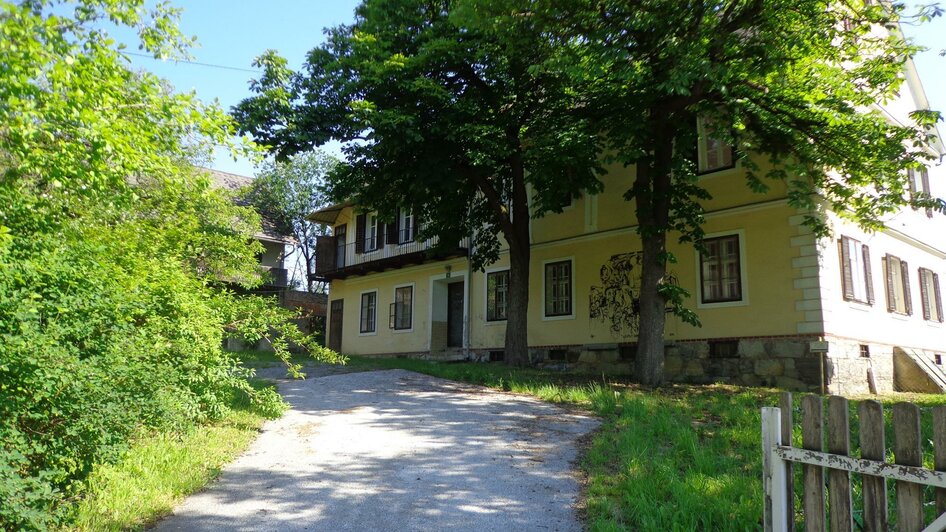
[762,392,946,531]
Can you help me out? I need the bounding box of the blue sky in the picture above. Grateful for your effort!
[119,1,946,177]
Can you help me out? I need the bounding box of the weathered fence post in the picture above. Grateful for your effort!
[801,395,825,532]
[934,406,946,519]
[763,407,789,531]
[894,402,924,531]
[828,396,853,532]
[780,392,795,532]
[859,400,888,531]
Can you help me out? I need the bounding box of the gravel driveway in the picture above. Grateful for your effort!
[154,368,599,531]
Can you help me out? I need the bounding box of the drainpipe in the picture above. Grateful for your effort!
[464,228,474,360]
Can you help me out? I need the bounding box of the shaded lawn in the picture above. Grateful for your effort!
[347,356,946,531]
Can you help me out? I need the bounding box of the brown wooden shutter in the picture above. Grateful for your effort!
[385,220,397,245]
[839,238,854,301]
[314,235,337,276]
[354,213,366,254]
[884,256,896,312]
[907,168,917,194]
[375,220,384,250]
[934,273,944,323]
[901,260,913,315]
[920,268,932,321]
[921,169,933,217]
[862,245,874,305]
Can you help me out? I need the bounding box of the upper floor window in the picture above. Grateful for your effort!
[918,268,943,323]
[399,209,414,244]
[486,270,509,321]
[908,167,933,218]
[365,212,379,252]
[391,285,413,330]
[700,235,743,303]
[883,254,912,315]
[355,212,381,254]
[360,290,377,333]
[697,117,734,174]
[839,236,874,305]
[545,260,573,317]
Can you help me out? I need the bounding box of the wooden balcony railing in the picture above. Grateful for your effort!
[313,226,468,280]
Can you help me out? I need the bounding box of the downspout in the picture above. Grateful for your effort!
[464,223,474,361]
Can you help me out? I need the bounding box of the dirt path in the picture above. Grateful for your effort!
[154,368,599,531]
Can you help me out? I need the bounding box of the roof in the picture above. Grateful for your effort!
[308,201,354,225]
[198,166,294,244]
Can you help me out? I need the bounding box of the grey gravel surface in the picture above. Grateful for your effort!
[153,367,599,532]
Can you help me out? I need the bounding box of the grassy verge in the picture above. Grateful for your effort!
[63,379,283,531]
[348,356,946,531]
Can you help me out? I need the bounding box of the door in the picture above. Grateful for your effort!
[334,225,347,269]
[329,299,344,352]
[447,282,464,347]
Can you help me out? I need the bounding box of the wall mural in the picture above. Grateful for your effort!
[589,252,643,336]
[589,252,681,337]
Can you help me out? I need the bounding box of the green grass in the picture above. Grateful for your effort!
[63,379,282,531]
[230,348,313,367]
[348,356,946,531]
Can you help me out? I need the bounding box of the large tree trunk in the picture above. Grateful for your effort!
[505,240,530,366]
[634,118,674,386]
[636,230,668,385]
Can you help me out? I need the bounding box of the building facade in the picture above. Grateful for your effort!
[311,65,945,396]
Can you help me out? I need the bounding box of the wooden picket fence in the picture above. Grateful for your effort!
[762,392,946,531]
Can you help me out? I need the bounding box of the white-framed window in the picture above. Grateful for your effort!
[364,212,379,252]
[359,290,377,333]
[544,259,573,318]
[839,236,874,305]
[700,234,743,303]
[399,209,414,244]
[883,254,912,316]
[486,269,509,321]
[697,117,734,174]
[390,284,413,330]
[919,268,943,323]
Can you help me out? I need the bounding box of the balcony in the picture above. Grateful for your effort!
[260,266,289,287]
[313,226,469,281]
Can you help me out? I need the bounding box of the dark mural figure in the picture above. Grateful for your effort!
[589,252,643,336]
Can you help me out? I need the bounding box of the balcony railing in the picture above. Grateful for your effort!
[260,266,289,287]
[314,226,469,280]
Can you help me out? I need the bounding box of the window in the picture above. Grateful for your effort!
[709,340,739,358]
[908,167,933,218]
[918,268,943,323]
[839,236,874,304]
[883,255,912,315]
[398,209,414,244]
[859,345,870,358]
[364,213,379,252]
[486,270,509,321]
[697,117,734,173]
[360,291,377,333]
[390,285,413,330]
[700,235,743,303]
[544,260,573,317]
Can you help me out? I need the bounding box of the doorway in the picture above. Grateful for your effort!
[329,299,344,352]
[447,282,464,347]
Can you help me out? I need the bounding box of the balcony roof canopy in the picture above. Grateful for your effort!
[308,201,354,225]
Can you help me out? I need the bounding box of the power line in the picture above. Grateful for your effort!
[125,51,261,74]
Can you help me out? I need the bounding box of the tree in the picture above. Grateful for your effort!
[0,1,341,526]
[243,150,338,293]
[530,0,944,384]
[234,0,604,366]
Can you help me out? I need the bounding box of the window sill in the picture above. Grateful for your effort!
[392,327,414,334]
[542,313,575,322]
[697,298,748,309]
[887,312,911,321]
[484,319,507,327]
[358,330,378,337]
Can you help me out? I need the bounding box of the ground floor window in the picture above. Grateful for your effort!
[486,270,509,321]
[545,260,572,317]
[919,268,943,323]
[700,234,742,303]
[883,255,912,315]
[360,291,377,333]
[391,285,413,330]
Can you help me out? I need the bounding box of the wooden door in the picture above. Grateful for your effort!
[329,299,344,352]
[447,282,463,347]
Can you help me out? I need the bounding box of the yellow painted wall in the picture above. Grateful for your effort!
[325,200,804,355]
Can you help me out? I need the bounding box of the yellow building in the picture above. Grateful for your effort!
[310,61,945,396]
